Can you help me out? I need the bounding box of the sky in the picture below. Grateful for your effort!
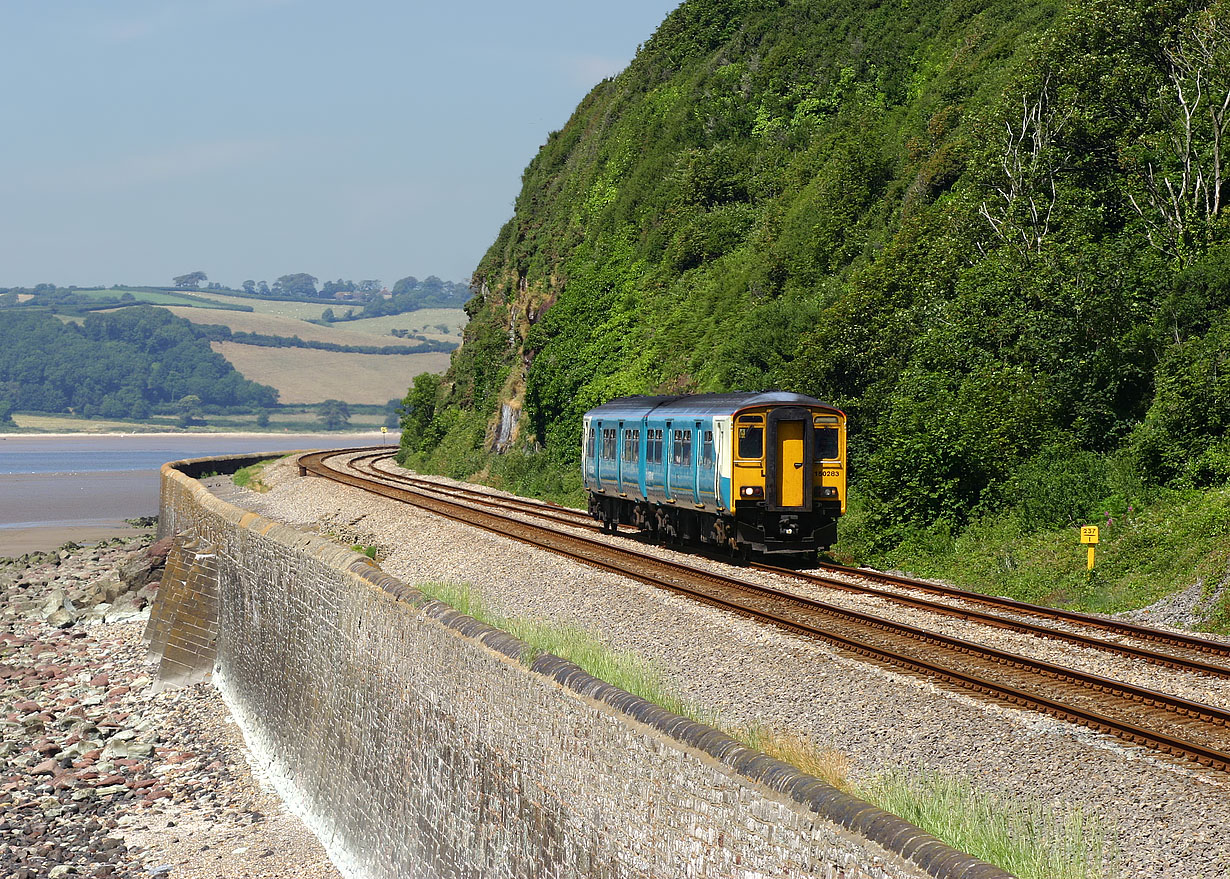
[0,0,680,289]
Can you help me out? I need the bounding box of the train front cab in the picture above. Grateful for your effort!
[729,405,846,554]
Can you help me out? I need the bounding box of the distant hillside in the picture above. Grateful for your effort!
[0,307,277,420]
[404,0,1230,547]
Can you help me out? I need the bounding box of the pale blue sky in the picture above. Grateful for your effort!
[0,0,679,288]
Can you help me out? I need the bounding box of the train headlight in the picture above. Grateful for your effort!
[815,486,838,498]
[740,485,764,499]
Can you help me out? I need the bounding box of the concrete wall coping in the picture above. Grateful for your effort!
[162,455,1012,879]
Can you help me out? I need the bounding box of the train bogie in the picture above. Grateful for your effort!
[582,392,846,556]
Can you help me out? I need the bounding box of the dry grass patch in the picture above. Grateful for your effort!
[165,307,429,348]
[214,342,451,404]
[187,292,332,320]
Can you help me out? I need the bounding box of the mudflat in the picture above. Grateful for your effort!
[0,431,387,555]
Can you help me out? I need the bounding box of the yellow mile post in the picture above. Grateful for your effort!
[1080,525,1099,570]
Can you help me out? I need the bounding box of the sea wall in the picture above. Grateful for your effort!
[156,455,1008,879]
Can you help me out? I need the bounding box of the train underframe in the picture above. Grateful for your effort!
[587,493,839,558]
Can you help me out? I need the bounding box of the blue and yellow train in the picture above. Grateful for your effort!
[582,392,846,556]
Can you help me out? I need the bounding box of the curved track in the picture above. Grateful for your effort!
[299,447,1230,773]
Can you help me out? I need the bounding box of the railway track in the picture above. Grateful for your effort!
[344,448,1230,678]
[299,447,1230,774]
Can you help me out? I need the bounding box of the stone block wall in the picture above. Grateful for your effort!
[157,456,1009,879]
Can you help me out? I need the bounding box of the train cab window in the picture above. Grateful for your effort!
[672,429,693,465]
[585,427,595,460]
[622,429,640,462]
[701,431,714,468]
[600,428,617,460]
[737,425,763,460]
[815,428,839,460]
[647,429,663,464]
[813,415,840,460]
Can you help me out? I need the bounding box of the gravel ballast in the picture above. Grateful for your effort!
[229,453,1230,879]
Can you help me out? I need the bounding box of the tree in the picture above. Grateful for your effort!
[0,401,13,426]
[399,372,442,453]
[175,394,203,428]
[318,399,351,430]
[273,273,318,297]
[242,280,256,294]
[172,271,207,289]
[321,308,336,322]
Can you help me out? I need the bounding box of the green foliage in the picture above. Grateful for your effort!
[402,0,1230,578]
[273,273,318,297]
[232,459,277,492]
[0,307,278,416]
[317,399,352,431]
[866,769,1105,879]
[850,475,1230,625]
[398,372,444,456]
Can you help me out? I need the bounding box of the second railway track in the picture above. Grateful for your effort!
[300,447,1230,774]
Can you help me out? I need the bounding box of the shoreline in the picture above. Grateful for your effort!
[0,522,153,558]
[0,430,390,440]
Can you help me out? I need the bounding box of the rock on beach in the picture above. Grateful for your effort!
[0,532,340,879]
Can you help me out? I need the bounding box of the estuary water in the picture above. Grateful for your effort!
[0,432,387,555]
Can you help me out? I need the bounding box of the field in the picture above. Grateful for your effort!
[9,413,167,433]
[71,288,238,309]
[214,342,451,405]
[8,410,392,433]
[175,294,467,345]
[187,290,337,321]
[341,309,466,342]
[162,307,436,348]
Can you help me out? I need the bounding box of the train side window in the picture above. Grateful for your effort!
[601,428,617,460]
[737,426,763,460]
[647,429,663,464]
[622,429,640,462]
[815,427,839,460]
[701,431,714,468]
[672,429,692,465]
[585,427,595,460]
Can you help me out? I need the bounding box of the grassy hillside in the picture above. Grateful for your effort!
[215,343,452,406]
[403,0,1229,614]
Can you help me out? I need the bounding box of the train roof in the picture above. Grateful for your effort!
[585,391,843,420]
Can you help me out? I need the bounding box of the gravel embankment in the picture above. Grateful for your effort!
[0,534,341,879]
[232,453,1230,879]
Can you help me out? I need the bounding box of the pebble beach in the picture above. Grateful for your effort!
[0,534,340,879]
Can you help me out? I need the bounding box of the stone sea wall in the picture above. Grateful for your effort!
[156,455,1009,879]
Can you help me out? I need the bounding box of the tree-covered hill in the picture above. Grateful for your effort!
[404,0,1229,553]
[0,307,278,420]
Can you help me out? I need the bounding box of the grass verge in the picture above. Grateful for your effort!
[838,483,1230,631]
[411,580,1105,878]
[231,458,280,492]
[865,769,1105,879]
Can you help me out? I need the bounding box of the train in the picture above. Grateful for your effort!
[581,392,846,556]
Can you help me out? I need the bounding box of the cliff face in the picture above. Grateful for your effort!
[406,0,1230,542]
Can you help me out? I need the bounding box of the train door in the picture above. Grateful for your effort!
[668,426,694,503]
[766,408,813,510]
[777,421,805,506]
[644,421,662,499]
[662,421,673,502]
[597,422,619,491]
[713,416,732,509]
[583,418,596,486]
[694,420,710,506]
[616,420,624,493]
